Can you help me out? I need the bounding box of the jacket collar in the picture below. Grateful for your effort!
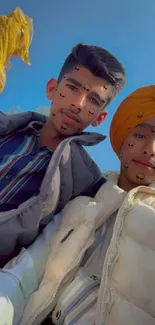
[0,111,105,147]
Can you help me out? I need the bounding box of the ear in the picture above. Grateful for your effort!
[91,111,108,127]
[46,78,58,100]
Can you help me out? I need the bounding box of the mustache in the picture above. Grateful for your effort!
[60,108,82,123]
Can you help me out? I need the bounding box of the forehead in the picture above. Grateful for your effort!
[123,116,155,143]
[136,116,155,130]
[62,66,112,96]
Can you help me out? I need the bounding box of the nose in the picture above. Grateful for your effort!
[70,94,86,112]
[142,139,155,157]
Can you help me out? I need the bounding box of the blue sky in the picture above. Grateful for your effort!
[1,0,155,171]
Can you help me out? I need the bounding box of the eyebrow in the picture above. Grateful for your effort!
[66,78,82,87]
[91,91,105,104]
[66,78,105,104]
[136,122,155,130]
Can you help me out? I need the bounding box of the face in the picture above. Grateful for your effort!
[120,116,155,186]
[46,66,111,136]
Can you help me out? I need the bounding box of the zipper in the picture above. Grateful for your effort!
[95,200,134,325]
[25,234,94,325]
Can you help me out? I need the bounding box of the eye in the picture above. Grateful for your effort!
[134,133,145,139]
[66,84,77,91]
[89,97,100,106]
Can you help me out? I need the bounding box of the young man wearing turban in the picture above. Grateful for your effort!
[1,85,155,325]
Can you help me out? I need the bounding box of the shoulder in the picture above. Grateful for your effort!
[82,171,120,198]
[0,111,46,136]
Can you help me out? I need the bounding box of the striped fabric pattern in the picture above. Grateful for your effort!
[0,121,52,211]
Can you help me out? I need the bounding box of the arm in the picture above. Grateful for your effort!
[0,211,62,325]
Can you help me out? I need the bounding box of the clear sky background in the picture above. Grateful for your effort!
[1,0,155,171]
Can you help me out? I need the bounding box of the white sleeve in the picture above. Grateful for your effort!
[0,211,62,325]
[61,196,97,229]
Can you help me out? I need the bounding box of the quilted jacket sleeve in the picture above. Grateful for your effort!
[0,211,62,325]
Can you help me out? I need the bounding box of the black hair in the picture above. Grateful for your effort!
[58,43,126,108]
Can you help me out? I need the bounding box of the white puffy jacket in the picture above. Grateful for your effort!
[1,172,155,325]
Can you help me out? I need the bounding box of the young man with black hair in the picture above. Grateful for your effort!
[0,43,125,266]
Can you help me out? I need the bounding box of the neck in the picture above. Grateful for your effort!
[118,169,137,192]
[40,119,65,150]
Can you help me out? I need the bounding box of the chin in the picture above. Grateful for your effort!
[135,177,153,186]
[60,129,78,136]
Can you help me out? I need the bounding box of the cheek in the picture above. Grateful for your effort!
[60,124,67,131]
[124,162,129,169]
[85,102,99,119]
[127,139,135,149]
[52,92,69,111]
[121,140,147,183]
[54,85,70,103]
[120,140,136,170]
[59,93,65,99]
[88,107,95,117]
[121,137,141,159]
[83,109,98,125]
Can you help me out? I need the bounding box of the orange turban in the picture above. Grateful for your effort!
[110,85,155,157]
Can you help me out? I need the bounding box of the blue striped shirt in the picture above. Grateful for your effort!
[0,121,52,212]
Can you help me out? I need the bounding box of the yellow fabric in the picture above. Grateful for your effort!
[110,85,155,156]
[0,7,33,93]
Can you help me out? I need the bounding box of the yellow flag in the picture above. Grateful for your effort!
[0,7,33,93]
